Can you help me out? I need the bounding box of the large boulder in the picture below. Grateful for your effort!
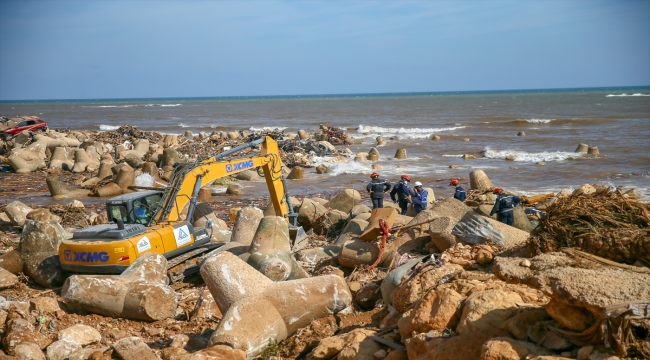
[398,287,464,340]
[456,289,524,335]
[19,209,71,287]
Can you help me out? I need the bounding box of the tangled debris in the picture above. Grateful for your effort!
[529,187,650,264]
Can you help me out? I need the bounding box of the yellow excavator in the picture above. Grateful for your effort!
[59,136,303,282]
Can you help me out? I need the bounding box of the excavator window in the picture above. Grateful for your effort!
[108,204,128,223]
[132,193,162,225]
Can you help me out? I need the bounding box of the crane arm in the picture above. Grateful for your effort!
[153,136,289,224]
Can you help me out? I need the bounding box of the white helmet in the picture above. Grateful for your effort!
[414,181,423,187]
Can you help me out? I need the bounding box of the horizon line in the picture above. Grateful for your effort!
[1,84,649,103]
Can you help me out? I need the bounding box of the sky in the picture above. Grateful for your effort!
[0,0,649,100]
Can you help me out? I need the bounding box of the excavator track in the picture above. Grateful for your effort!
[166,243,223,284]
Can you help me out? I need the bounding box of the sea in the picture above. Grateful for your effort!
[1,87,649,202]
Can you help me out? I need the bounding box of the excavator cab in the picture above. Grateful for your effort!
[106,191,163,225]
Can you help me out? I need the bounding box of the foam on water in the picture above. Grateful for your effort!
[98,124,120,131]
[249,126,287,131]
[482,147,586,162]
[311,156,449,177]
[605,93,650,97]
[356,124,467,139]
[311,157,370,176]
[523,118,554,123]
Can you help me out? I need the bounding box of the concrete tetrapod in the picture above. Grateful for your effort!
[200,252,352,357]
[61,253,177,321]
[247,216,308,281]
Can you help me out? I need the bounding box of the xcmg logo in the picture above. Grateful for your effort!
[226,160,254,173]
[64,250,109,263]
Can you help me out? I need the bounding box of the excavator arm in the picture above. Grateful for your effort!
[152,136,291,224]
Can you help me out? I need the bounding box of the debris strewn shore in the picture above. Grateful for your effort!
[0,120,648,360]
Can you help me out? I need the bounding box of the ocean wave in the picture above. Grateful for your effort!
[356,124,467,140]
[98,125,121,131]
[178,123,192,128]
[249,126,287,132]
[442,154,464,158]
[522,118,554,123]
[482,147,585,162]
[605,93,650,97]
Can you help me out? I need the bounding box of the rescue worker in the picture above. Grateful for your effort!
[412,181,428,216]
[489,187,521,226]
[390,174,414,215]
[451,179,466,202]
[366,172,391,209]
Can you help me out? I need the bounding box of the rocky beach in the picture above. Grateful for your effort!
[0,118,648,360]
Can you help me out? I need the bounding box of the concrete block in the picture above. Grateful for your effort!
[61,253,177,321]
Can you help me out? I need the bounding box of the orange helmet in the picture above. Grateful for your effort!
[401,174,411,181]
[371,172,379,178]
[494,187,503,193]
[450,179,459,186]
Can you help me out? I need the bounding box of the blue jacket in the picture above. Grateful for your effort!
[366,178,391,199]
[390,180,414,201]
[454,186,466,202]
[412,189,428,208]
[490,193,521,216]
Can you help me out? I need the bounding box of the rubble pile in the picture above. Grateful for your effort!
[529,186,650,265]
[0,122,352,199]
[1,127,649,359]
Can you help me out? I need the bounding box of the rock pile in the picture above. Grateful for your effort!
[0,123,352,200]
[0,150,647,358]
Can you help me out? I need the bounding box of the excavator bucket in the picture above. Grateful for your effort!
[290,225,308,251]
[359,207,397,241]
